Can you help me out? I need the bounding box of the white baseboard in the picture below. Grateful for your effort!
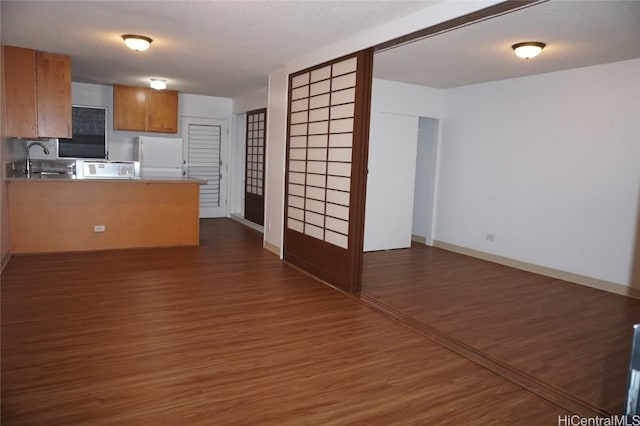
[433,240,640,300]
[263,241,280,257]
[228,214,279,257]
[229,213,264,233]
[411,234,427,244]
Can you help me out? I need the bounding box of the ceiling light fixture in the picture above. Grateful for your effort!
[150,79,167,90]
[512,42,546,59]
[122,34,153,51]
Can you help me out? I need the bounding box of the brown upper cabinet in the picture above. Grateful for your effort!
[147,90,179,133]
[113,84,147,131]
[113,84,178,133]
[4,46,72,139]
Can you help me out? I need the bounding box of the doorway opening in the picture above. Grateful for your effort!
[411,117,439,246]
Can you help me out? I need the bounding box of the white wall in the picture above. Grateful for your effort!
[363,60,640,288]
[264,1,501,252]
[436,58,640,286]
[233,87,268,114]
[181,93,232,119]
[371,78,443,118]
[229,113,246,215]
[364,112,419,251]
[264,69,288,254]
[413,117,439,242]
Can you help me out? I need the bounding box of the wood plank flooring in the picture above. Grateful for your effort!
[362,243,640,415]
[1,219,568,425]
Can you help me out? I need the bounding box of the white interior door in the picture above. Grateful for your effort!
[364,111,419,251]
[182,116,229,218]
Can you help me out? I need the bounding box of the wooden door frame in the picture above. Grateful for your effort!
[348,49,373,294]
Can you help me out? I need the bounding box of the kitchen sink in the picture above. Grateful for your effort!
[6,159,76,179]
[28,171,75,180]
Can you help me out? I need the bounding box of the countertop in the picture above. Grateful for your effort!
[5,175,206,184]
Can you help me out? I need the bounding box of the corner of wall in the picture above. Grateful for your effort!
[264,68,288,256]
[232,86,269,115]
[1,39,12,272]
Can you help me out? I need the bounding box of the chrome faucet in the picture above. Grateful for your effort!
[25,141,50,176]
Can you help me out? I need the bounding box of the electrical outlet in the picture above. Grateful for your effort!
[94,225,106,233]
[485,233,495,242]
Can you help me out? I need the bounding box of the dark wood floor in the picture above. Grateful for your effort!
[1,219,569,425]
[362,243,640,415]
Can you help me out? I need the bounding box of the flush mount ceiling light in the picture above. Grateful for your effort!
[122,34,153,51]
[150,79,167,90]
[512,42,546,59]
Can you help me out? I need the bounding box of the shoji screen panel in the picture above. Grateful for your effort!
[246,110,265,197]
[284,50,373,294]
[245,108,266,226]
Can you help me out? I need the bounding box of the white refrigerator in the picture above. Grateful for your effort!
[136,136,183,178]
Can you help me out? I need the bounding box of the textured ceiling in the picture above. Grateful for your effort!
[5,1,637,98]
[1,0,439,98]
[374,0,640,88]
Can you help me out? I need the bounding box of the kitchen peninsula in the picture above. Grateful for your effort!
[7,177,203,254]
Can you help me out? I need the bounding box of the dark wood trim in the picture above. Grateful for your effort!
[374,0,545,53]
[288,51,367,81]
[348,48,374,294]
[244,109,250,199]
[244,193,263,225]
[282,69,294,258]
[244,108,267,226]
[245,108,267,118]
[285,231,351,290]
[360,294,611,418]
[1,249,11,273]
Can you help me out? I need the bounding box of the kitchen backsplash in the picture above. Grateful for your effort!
[6,138,57,162]
[5,136,135,163]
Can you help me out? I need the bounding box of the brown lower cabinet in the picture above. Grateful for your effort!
[113,84,178,133]
[7,180,200,253]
